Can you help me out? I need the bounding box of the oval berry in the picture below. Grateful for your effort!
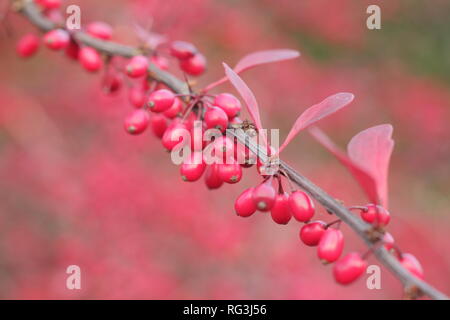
[16,34,40,58]
[150,55,169,70]
[400,253,424,279]
[317,228,344,263]
[149,114,168,139]
[217,160,242,184]
[86,21,113,40]
[289,190,315,222]
[126,55,149,78]
[204,106,228,132]
[333,252,368,285]
[361,204,390,227]
[204,164,223,190]
[163,97,183,119]
[252,179,276,212]
[300,221,327,246]
[129,86,147,108]
[180,152,206,182]
[147,89,175,113]
[270,193,292,225]
[235,188,257,217]
[179,53,206,76]
[214,93,241,119]
[78,47,102,72]
[124,109,150,135]
[170,40,197,60]
[161,121,189,151]
[43,29,69,50]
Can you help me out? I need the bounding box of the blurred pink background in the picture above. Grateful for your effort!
[0,0,449,299]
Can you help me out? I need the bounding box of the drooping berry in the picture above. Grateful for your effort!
[149,114,168,139]
[43,29,70,50]
[126,55,149,78]
[361,204,390,227]
[400,253,424,279]
[300,221,327,246]
[317,228,344,263]
[204,106,228,132]
[161,120,189,151]
[78,47,103,72]
[129,86,147,108]
[235,188,257,217]
[86,21,113,40]
[217,160,242,184]
[36,0,61,10]
[179,53,206,76]
[180,152,206,182]
[170,40,197,60]
[289,190,315,222]
[214,93,241,119]
[124,109,150,135]
[211,136,235,162]
[204,164,223,190]
[150,55,169,70]
[270,193,292,225]
[147,89,175,113]
[333,252,368,285]
[16,34,40,58]
[252,179,276,212]
[163,97,183,119]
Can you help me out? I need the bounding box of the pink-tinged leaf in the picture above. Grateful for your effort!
[278,93,354,154]
[234,49,300,74]
[347,124,394,208]
[309,127,379,205]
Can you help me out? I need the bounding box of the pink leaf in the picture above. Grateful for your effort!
[309,127,379,205]
[278,93,354,154]
[347,124,394,208]
[234,49,300,74]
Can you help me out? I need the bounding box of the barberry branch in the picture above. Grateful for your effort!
[14,0,449,300]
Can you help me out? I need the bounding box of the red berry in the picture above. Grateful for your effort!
[16,34,40,58]
[204,106,228,132]
[361,204,390,227]
[147,89,175,113]
[129,86,147,108]
[333,252,368,285]
[149,114,168,139]
[383,232,395,251]
[43,29,69,50]
[179,53,206,76]
[170,40,197,60]
[235,188,257,217]
[180,152,206,182]
[204,164,223,190]
[289,190,315,222]
[163,97,183,119]
[78,47,103,72]
[36,0,61,10]
[124,109,150,135]
[86,21,113,40]
[300,221,327,246]
[65,40,79,60]
[214,93,241,119]
[211,136,235,162]
[103,73,122,94]
[252,179,276,212]
[217,160,242,184]
[270,193,292,225]
[150,55,169,70]
[126,55,149,78]
[317,228,344,263]
[161,121,189,151]
[400,253,424,279]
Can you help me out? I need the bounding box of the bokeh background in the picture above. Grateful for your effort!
[0,0,449,299]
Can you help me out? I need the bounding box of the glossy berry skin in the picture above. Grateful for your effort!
[149,114,168,139]
[129,86,147,108]
[235,188,257,217]
[36,0,61,10]
[151,55,169,70]
[170,40,197,60]
[333,252,368,285]
[361,204,390,227]
[179,53,206,76]
[163,98,183,119]
[217,160,242,184]
[214,93,242,119]
[270,193,292,225]
[204,164,223,190]
[180,152,206,182]
[43,29,69,50]
[212,136,235,162]
[124,110,150,135]
[16,34,40,58]
[86,21,113,40]
[317,228,344,263]
[78,47,102,72]
[300,221,327,246]
[161,121,189,151]
[126,55,149,78]
[147,89,175,113]
[400,253,424,279]
[252,179,276,212]
[289,190,315,222]
[204,107,228,132]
